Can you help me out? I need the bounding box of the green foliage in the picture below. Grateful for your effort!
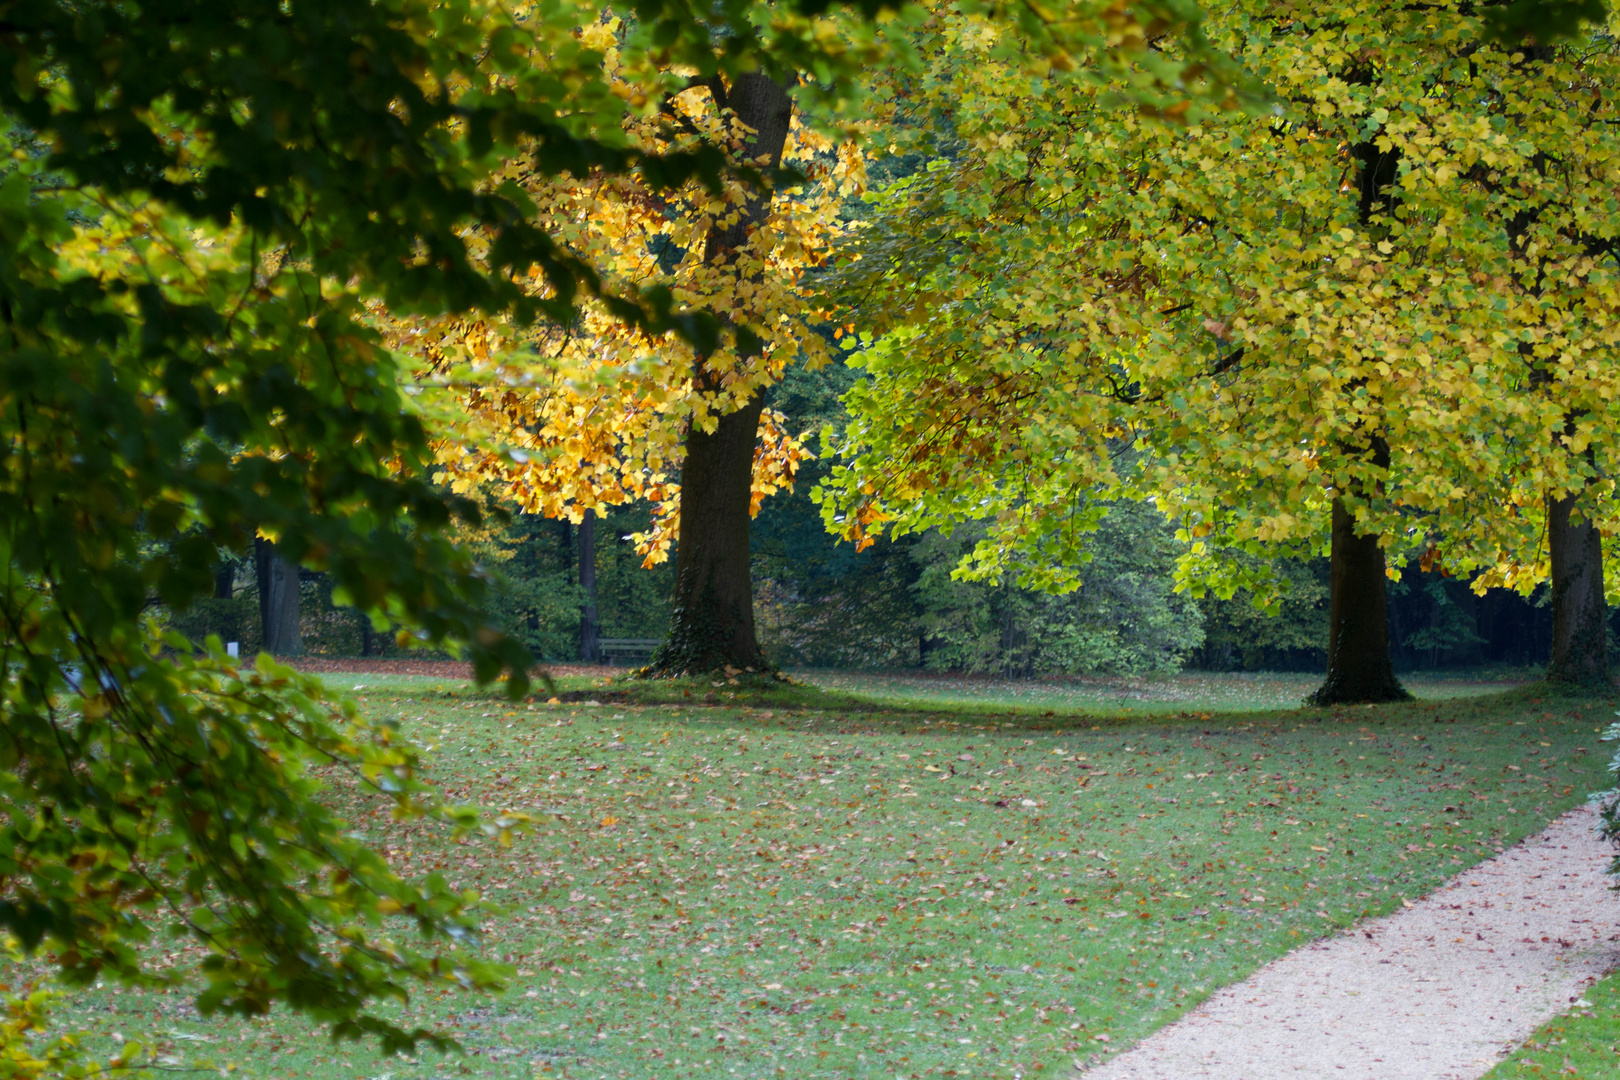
[758,361,1206,674]
[1596,712,1620,886]
[1391,571,1488,667]
[449,515,587,662]
[912,502,1203,676]
[821,0,1620,619]
[156,505,678,664]
[591,506,679,642]
[756,542,923,668]
[465,503,676,660]
[0,0,900,1060]
[1192,558,1329,672]
[754,357,925,667]
[1482,0,1609,42]
[0,653,524,1064]
[166,596,262,653]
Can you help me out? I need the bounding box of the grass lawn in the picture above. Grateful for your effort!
[26,671,1616,1080]
[796,668,1538,715]
[1481,966,1620,1078]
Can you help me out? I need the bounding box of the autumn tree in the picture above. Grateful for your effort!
[820,2,1620,703]
[0,0,907,1070]
[389,31,854,676]
[1454,38,1620,689]
[403,0,1242,676]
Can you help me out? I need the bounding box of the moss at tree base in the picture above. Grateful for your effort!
[644,592,772,679]
[1307,672,1414,707]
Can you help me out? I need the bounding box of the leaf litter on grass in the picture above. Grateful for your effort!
[1479,964,1620,1079]
[37,677,1613,1080]
[798,669,1539,716]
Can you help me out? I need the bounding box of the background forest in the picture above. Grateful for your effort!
[172,351,1560,678]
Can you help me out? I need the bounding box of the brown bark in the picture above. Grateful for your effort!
[1546,492,1609,686]
[1306,112,1409,705]
[651,72,794,676]
[254,537,302,656]
[1309,497,1411,705]
[656,393,770,674]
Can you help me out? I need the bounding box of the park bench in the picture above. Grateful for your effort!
[598,638,661,666]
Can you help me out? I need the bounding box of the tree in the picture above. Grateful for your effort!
[820,1,1620,702]
[1546,490,1609,683]
[391,26,857,676]
[400,0,1242,677]
[1486,41,1612,688]
[655,73,798,673]
[0,0,909,1069]
[254,538,303,657]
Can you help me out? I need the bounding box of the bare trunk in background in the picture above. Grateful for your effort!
[254,537,302,656]
[579,514,600,663]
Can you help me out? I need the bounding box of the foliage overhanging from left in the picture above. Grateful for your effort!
[0,0,896,1068]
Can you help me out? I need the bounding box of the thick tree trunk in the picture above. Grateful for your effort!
[254,537,302,656]
[651,72,793,677]
[578,514,600,663]
[655,394,769,674]
[1546,492,1609,686]
[1309,498,1410,705]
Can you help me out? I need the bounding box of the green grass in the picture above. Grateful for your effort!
[795,668,1538,715]
[1481,967,1620,1078]
[25,672,1614,1080]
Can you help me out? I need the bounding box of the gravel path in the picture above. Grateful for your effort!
[1082,804,1620,1080]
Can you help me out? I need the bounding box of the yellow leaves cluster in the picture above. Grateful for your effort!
[379,29,863,543]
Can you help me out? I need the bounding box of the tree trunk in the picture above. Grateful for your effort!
[213,561,235,600]
[651,72,794,677]
[656,393,770,674]
[1309,498,1410,705]
[557,519,573,579]
[254,537,302,657]
[578,514,600,663]
[1546,492,1609,686]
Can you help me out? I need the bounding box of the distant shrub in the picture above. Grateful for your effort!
[909,502,1203,677]
[165,595,259,652]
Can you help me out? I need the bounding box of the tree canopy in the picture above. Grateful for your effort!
[8,0,1616,1070]
[820,0,1620,699]
[0,0,917,1067]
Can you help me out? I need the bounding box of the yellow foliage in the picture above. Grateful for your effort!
[376,30,864,555]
